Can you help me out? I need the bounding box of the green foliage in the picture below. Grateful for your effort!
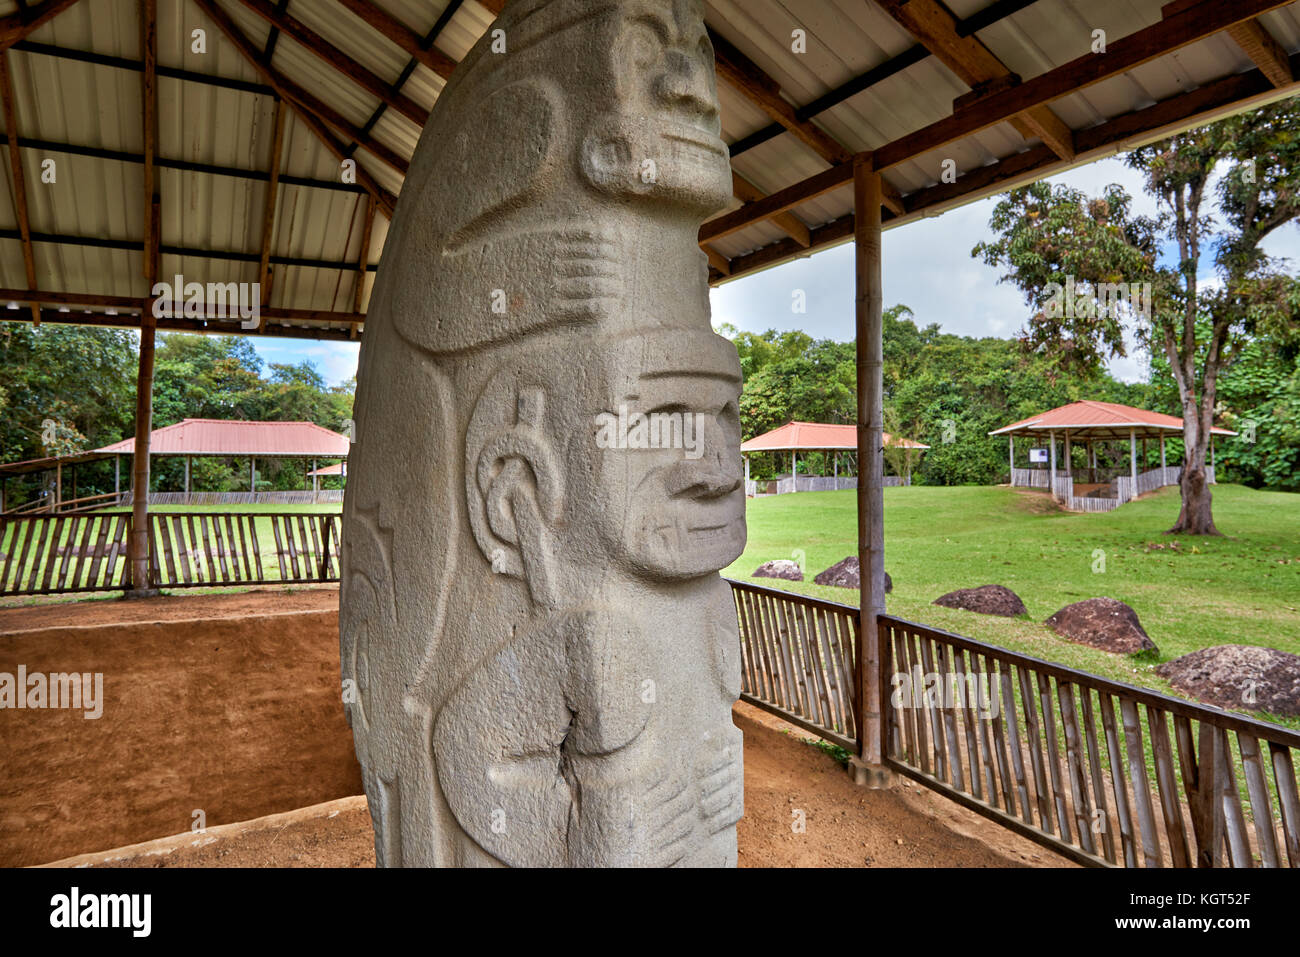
[1,330,353,506]
[724,309,1145,485]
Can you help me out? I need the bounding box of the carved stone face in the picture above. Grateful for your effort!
[592,328,746,581]
[581,0,732,214]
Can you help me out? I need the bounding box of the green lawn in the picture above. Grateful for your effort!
[724,483,1300,725]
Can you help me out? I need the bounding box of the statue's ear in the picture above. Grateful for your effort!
[466,385,563,608]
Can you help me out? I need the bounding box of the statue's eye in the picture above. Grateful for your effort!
[622,19,665,71]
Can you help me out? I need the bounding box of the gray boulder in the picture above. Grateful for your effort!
[753,559,803,582]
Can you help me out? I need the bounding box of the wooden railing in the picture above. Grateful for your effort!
[0,512,132,594]
[729,578,859,751]
[0,510,342,595]
[727,579,1300,868]
[881,617,1300,868]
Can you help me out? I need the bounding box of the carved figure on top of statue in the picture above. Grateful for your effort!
[340,0,747,867]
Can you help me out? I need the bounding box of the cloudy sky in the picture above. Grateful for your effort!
[249,156,1300,388]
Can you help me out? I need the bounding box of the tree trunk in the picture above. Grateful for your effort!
[1169,399,1220,535]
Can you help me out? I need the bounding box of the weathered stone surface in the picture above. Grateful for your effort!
[932,585,1027,617]
[812,556,892,593]
[753,560,802,581]
[1157,646,1300,717]
[1045,598,1157,654]
[340,0,744,868]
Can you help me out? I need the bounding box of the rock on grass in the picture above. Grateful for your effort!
[932,585,1027,617]
[1156,645,1300,717]
[812,556,892,593]
[1045,598,1156,655]
[753,559,803,582]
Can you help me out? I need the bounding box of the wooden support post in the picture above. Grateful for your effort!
[1161,435,1167,469]
[852,154,890,786]
[312,458,318,501]
[114,454,120,500]
[1008,434,1014,484]
[55,459,62,512]
[250,457,256,493]
[184,455,191,501]
[1064,430,1071,483]
[129,0,159,596]
[1048,428,1057,495]
[1129,428,1137,494]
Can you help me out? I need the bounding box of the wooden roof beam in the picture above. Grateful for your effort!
[876,0,1075,161]
[237,0,429,126]
[1227,19,1294,87]
[703,245,731,277]
[0,0,84,51]
[0,51,39,324]
[192,0,398,216]
[333,0,457,79]
[708,27,853,166]
[256,98,286,333]
[717,46,1300,284]
[873,0,1293,172]
[732,171,810,247]
[351,193,375,338]
[141,0,159,285]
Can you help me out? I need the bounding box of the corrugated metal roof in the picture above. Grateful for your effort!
[742,420,928,451]
[95,417,351,455]
[0,0,1295,335]
[989,401,1236,437]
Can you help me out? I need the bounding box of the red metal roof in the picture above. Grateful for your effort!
[741,421,929,453]
[95,419,351,458]
[989,401,1235,438]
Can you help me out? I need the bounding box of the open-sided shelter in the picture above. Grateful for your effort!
[991,400,1236,510]
[741,420,928,494]
[1,0,1298,849]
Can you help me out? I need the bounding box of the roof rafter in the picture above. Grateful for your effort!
[0,0,84,51]
[255,97,286,332]
[705,0,1295,246]
[876,0,1075,160]
[0,51,39,325]
[237,0,429,125]
[708,27,904,215]
[191,0,399,215]
[333,0,457,78]
[715,45,1300,284]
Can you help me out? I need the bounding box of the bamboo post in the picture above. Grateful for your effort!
[851,154,890,787]
[1048,429,1057,496]
[129,309,156,593]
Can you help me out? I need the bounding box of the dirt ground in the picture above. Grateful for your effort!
[10,588,1069,868]
[0,588,361,867]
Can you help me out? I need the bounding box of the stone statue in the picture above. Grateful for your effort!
[340,0,746,867]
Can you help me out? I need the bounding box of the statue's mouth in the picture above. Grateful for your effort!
[661,126,727,159]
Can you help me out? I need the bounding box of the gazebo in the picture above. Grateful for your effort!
[95,418,350,504]
[990,400,1236,510]
[741,421,928,496]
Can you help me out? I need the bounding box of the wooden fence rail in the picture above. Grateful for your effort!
[0,510,343,595]
[726,579,1300,868]
[881,616,1300,868]
[729,578,859,751]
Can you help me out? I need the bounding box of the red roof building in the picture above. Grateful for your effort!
[96,419,351,458]
[742,421,928,496]
[990,401,1234,508]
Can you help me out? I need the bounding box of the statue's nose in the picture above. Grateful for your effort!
[654,50,719,130]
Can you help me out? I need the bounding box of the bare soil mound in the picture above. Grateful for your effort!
[1156,645,1300,717]
[813,556,892,593]
[932,585,1027,617]
[1045,597,1156,654]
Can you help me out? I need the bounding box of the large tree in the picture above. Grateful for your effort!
[974,99,1300,534]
